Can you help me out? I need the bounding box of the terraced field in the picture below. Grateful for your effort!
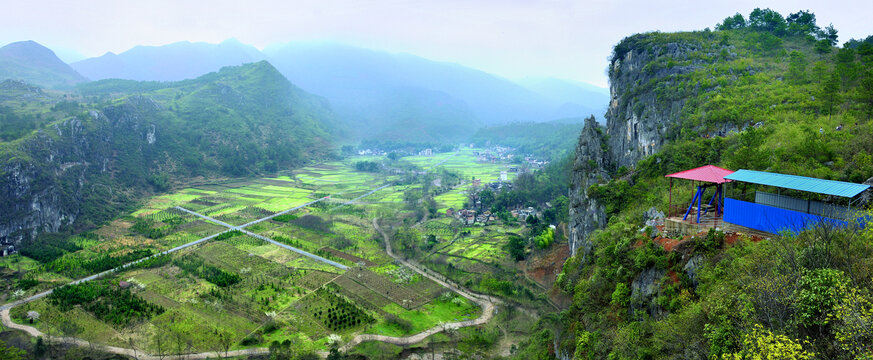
[4,154,508,355]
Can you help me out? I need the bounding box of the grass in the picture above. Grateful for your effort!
[3,148,530,353]
[366,294,480,336]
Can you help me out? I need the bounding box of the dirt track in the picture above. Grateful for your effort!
[0,218,500,359]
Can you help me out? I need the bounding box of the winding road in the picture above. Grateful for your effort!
[0,149,505,358]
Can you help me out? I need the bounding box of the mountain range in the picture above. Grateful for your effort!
[0,39,608,141]
[0,41,88,88]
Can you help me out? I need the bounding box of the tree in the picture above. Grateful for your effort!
[553,195,569,223]
[787,50,807,84]
[128,337,139,360]
[817,23,839,46]
[216,330,234,358]
[152,330,168,360]
[795,268,849,328]
[506,234,527,261]
[748,8,787,35]
[26,310,40,323]
[835,47,859,87]
[716,13,746,30]
[821,71,841,117]
[815,39,833,55]
[860,70,873,119]
[725,324,814,359]
[478,189,495,209]
[786,10,819,36]
[0,340,25,360]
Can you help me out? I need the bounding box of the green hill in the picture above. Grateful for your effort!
[0,61,337,243]
[519,9,873,359]
[0,41,88,89]
[468,118,586,160]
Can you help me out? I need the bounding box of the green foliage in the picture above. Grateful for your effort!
[480,276,515,296]
[0,340,25,360]
[716,13,746,30]
[534,227,555,249]
[353,160,380,172]
[271,213,298,222]
[173,256,241,287]
[469,119,587,161]
[795,268,850,327]
[215,229,243,241]
[48,280,164,326]
[724,324,815,359]
[587,180,637,218]
[18,233,82,263]
[73,249,153,274]
[695,228,725,253]
[505,234,527,261]
[748,8,787,35]
[611,282,631,308]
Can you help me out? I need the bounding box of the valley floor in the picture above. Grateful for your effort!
[0,147,553,359]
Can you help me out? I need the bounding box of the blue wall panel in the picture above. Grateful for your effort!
[724,198,848,234]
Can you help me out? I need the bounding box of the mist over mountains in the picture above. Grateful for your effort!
[0,41,87,88]
[1,38,608,141]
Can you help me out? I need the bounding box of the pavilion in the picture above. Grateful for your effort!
[664,165,735,234]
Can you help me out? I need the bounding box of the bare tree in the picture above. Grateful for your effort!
[216,330,234,359]
[151,330,168,360]
[128,337,139,360]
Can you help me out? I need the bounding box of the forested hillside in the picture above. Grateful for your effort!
[519,9,873,359]
[0,61,337,245]
[469,119,586,161]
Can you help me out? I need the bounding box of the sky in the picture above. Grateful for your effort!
[1,0,870,88]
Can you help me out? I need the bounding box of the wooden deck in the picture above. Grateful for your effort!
[664,214,773,238]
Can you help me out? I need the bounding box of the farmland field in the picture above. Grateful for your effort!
[3,147,543,357]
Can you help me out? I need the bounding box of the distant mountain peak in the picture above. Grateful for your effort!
[72,39,266,82]
[0,40,88,88]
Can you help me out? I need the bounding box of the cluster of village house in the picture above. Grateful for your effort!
[445,206,540,225]
[443,175,540,226]
[356,148,388,156]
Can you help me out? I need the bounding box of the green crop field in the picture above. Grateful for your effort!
[3,147,536,356]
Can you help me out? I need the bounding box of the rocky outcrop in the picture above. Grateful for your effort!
[568,116,609,257]
[568,35,728,256]
[606,40,725,169]
[0,100,158,244]
[630,266,667,319]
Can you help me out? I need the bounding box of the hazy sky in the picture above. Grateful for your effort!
[2,0,870,87]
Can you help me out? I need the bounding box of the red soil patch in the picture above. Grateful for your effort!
[667,270,679,284]
[653,236,683,252]
[525,243,570,288]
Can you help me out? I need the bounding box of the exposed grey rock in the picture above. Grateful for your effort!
[644,206,665,228]
[684,254,705,288]
[630,266,667,319]
[568,116,609,257]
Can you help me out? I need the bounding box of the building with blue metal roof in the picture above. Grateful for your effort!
[724,170,870,198]
[722,169,870,234]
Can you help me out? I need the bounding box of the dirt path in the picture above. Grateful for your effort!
[338,219,501,351]
[0,219,501,359]
[1,308,270,360]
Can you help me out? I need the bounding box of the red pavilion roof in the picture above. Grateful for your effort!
[665,165,735,184]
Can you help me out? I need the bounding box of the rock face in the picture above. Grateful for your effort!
[605,41,710,170]
[568,117,608,257]
[630,266,667,319]
[0,99,158,244]
[568,35,721,256]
